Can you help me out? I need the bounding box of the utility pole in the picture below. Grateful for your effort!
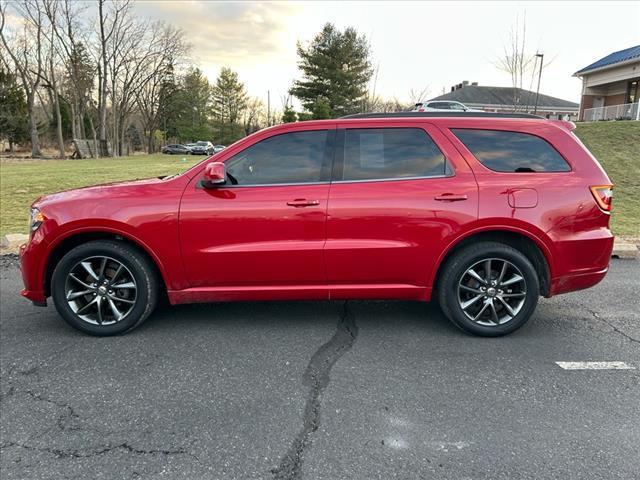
[534,52,544,114]
[267,90,271,127]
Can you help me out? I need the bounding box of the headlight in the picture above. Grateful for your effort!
[29,207,45,233]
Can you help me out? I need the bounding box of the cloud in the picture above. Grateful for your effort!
[133,1,300,68]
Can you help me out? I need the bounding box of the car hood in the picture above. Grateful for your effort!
[33,177,170,208]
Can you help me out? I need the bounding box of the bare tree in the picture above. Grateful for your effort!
[280,91,293,111]
[40,0,66,158]
[408,86,430,106]
[97,0,129,154]
[243,97,266,135]
[135,23,189,153]
[45,0,94,143]
[495,14,537,111]
[1,0,45,157]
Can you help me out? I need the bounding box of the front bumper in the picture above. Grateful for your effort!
[19,239,48,306]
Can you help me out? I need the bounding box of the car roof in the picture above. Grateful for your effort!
[243,112,555,139]
[342,112,541,119]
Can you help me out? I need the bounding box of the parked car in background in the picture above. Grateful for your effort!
[20,112,613,337]
[161,144,191,155]
[190,141,214,155]
[213,145,226,153]
[413,100,484,112]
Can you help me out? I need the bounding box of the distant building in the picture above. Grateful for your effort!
[428,82,579,120]
[574,45,640,121]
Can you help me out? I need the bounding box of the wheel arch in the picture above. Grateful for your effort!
[43,229,169,298]
[432,227,553,297]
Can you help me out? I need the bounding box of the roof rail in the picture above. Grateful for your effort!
[340,112,543,119]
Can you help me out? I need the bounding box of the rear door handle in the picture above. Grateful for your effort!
[287,199,320,207]
[435,193,468,202]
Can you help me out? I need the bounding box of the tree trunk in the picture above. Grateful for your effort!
[53,92,65,158]
[98,64,106,142]
[50,68,65,159]
[98,0,108,143]
[79,103,86,138]
[70,101,77,139]
[111,83,118,157]
[88,115,98,159]
[119,117,126,156]
[26,92,42,158]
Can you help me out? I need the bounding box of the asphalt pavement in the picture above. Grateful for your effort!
[1,255,639,480]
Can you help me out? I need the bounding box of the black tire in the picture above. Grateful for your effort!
[51,240,159,336]
[437,241,539,337]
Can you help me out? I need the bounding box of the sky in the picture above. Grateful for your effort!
[6,1,638,108]
[131,0,640,108]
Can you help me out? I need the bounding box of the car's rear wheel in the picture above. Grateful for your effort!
[438,242,539,336]
[51,240,159,336]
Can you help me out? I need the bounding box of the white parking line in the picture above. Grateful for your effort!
[555,361,636,370]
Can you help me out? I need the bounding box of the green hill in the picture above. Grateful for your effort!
[575,121,640,238]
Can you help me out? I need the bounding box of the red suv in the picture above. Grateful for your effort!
[19,113,614,336]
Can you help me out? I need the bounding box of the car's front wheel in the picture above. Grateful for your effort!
[51,240,159,336]
[438,242,539,336]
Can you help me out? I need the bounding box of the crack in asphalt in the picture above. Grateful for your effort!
[271,301,358,480]
[0,381,206,467]
[0,440,199,461]
[583,306,640,345]
[23,388,81,431]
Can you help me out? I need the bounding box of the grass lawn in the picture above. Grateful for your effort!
[1,121,639,237]
[1,153,201,236]
[575,121,640,238]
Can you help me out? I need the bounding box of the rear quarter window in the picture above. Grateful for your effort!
[452,128,570,173]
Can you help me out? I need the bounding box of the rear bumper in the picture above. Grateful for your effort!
[549,266,609,296]
[548,231,613,296]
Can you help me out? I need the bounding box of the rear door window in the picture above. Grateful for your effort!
[451,129,570,172]
[341,128,447,181]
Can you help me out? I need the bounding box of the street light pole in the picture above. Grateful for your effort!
[534,52,544,115]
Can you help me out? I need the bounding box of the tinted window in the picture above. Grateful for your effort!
[452,129,570,172]
[342,128,447,181]
[226,130,328,185]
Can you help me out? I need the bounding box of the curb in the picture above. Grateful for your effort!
[612,239,639,259]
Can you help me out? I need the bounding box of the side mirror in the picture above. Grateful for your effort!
[202,162,226,188]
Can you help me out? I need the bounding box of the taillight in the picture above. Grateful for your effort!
[590,185,613,212]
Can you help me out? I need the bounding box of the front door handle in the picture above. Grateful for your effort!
[286,199,320,207]
[435,193,468,202]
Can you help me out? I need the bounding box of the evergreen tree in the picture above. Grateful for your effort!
[290,23,373,117]
[211,67,248,144]
[0,67,29,152]
[311,98,332,119]
[282,106,297,123]
[174,67,212,142]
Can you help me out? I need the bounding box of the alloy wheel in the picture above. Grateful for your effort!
[64,256,137,325]
[457,258,527,326]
